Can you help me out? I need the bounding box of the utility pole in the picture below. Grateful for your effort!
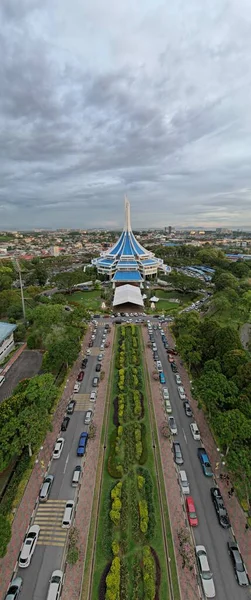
[14,259,26,323]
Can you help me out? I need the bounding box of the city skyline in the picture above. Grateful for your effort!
[1,0,251,229]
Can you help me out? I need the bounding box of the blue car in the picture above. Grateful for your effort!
[159,372,166,384]
[77,432,88,457]
[197,447,213,476]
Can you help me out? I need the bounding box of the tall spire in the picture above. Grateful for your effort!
[124,195,132,232]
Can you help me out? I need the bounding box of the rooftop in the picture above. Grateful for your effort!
[112,271,143,282]
[0,322,17,343]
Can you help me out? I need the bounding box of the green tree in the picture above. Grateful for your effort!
[0,515,11,558]
[222,350,248,379]
[43,337,80,372]
[214,272,238,292]
[212,410,251,455]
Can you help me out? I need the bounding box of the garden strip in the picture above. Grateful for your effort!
[91,324,171,600]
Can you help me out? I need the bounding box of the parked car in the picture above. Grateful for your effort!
[171,362,178,373]
[96,363,101,372]
[156,361,162,372]
[227,542,249,586]
[184,401,192,417]
[168,354,174,363]
[46,571,63,600]
[177,386,186,400]
[88,341,93,347]
[159,372,166,384]
[98,354,103,361]
[4,577,23,600]
[100,343,105,350]
[67,399,76,414]
[77,371,84,382]
[86,349,91,355]
[172,441,184,465]
[167,348,178,355]
[74,382,80,393]
[210,488,230,528]
[90,390,96,402]
[53,438,64,459]
[186,496,198,527]
[72,465,82,487]
[168,416,177,435]
[39,475,54,503]
[61,416,70,431]
[77,432,88,456]
[165,399,172,413]
[19,525,40,568]
[81,358,88,368]
[179,470,190,495]
[84,410,93,425]
[196,545,215,598]
[197,447,213,477]
[92,376,99,387]
[175,374,182,385]
[163,388,169,400]
[62,500,74,528]
[190,422,201,441]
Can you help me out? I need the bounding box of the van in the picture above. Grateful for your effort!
[72,465,82,487]
[0,375,5,387]
[46,570,63,600]
[179,470,190,495]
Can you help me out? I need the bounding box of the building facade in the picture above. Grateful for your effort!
[0,322,17,363]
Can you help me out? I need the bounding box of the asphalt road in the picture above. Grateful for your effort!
[154,327,250,600]
[15,325,104,600]
[0,350,42,404]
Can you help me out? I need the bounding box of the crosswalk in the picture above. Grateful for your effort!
[73,393,91,411]
[34,500,68,547]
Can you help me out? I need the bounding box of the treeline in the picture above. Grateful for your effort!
[173,311,251,505]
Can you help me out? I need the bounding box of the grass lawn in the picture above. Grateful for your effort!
[91,325,170,599]
[66,290,101,310]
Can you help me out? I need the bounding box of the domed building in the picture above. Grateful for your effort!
[93,197,164,286]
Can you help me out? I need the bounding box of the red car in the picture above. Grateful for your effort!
[168,354,174,363]
[186,496,198,527]
[77,371,84,382]
[167,348,178,355]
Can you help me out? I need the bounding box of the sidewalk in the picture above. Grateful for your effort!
[164,325,251,575]
[1,343,27,376]
[142,328,200,600]
[61,325,115,600]
[0,328,91,600]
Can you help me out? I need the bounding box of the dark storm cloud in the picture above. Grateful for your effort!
[1,0,251,229]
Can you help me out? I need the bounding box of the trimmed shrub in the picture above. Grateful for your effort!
[139,499,149,533]
[137,475,145,490]
[112,540,120,556]
[142,545,155,600]
[105,556,121,600]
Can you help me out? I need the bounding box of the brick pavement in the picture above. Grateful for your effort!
[2,343,27,375]
[61,325,115,600]
[0,328,91,600]
[142,327,200,600]
[164,324,251,576]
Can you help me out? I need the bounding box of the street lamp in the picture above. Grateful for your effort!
[13,259,26,323]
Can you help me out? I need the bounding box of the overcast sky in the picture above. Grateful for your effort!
[1,0,251,230]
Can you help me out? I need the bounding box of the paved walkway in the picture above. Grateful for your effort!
[0,329,91,599]
[142,328,199,600]
[1,343,27,375]
[164,325,251,576]
[61,325,115,600]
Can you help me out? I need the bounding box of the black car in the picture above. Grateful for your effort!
[164,342,168,349]
[228,542,249,586]
[96,363,101,372]
[183,401,193,417]
[153,352,158,360]
[210,487,230,528]
[171,362,178,373]
[82,358,88,368]
[61,416,70,431]
[89,340,93,347]
[67,399,76,415]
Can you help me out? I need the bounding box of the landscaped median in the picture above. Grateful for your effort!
[91,324,171,600]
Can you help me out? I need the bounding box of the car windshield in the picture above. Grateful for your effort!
[189,511,197,518]
[51,575,61,583]
[202,571,213,580]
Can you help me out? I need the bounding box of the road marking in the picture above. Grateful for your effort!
[34,500,68,547]
[182,428,187,444]
[63,453,69,474]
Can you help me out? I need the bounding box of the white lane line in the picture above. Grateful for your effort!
[63,453,69,474]
[182,428,187,444]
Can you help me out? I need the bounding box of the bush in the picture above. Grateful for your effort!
[105,556,121,600]
[142,546,155,600]
[107,430,124,478]
[112,540,120,556]
[111,482,122,500]
[137,475,145,490]
[0,515,11,558]
[139,499,149,533]
[138,423,148,465]
[67,546,79,564]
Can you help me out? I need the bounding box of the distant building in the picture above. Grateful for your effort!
[0,322,17,363]
[50,246,60,257]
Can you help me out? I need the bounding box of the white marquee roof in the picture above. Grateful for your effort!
[113,284,144,307]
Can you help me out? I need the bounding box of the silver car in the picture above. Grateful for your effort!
[4,577,23,600]
[196,545,216,598]
[39,475,54,503]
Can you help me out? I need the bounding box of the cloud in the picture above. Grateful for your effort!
[0,0,251,229]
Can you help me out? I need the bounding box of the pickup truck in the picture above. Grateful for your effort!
[197,447,213,477]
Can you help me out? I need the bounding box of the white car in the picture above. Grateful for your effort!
[177,386,186,400]
[196,546,215,598]
[168,416,178,435]
[165,399,172,413]
[190,422,201,441]
[46,570,63,599]
[100,344,105,350]
[179,470,190,495]
[91,334,95,340]
[74,382,80,393]
[90,390,96,402]
[156,361,162,372]
[53,437,65,459]
[19,525,40,568]
[175,374,182,385]
[62,500,74,528]
[163,388,169,400]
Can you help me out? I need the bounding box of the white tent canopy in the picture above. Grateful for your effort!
[113,284,144,307]
[150,296,159,302]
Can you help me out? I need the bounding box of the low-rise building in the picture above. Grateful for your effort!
[0,322,17,363]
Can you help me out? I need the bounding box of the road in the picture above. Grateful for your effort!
[0,350,42,404]
[154,327,250,600]
[15,324,105,600]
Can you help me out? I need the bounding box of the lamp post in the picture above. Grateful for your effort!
[13,259,26,323]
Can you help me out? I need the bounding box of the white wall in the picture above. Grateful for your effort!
[0,333,15,363]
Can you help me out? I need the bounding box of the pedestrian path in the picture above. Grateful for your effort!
[74,394,91,410]
[34,500,67,547]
